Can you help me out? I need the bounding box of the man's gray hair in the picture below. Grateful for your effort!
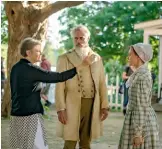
[70,25,91,38]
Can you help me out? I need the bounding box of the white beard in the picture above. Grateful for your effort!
[75,46,91,60]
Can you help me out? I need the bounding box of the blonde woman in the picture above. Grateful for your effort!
[9,37,91,149]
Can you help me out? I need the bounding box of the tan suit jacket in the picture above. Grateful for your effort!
[55,49,108,140]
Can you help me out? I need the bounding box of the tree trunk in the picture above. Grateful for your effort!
[2,1,84,117]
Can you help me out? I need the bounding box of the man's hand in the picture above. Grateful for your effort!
[57,110,67,125]
[100,108,109,121]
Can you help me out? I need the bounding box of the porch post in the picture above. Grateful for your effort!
[144,31,149,44]
[158,36,162,104]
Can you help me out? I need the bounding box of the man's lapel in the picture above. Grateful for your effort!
[66,50,82,67]
[89,50,98,87]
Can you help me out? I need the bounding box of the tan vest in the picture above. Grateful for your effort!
[78,66,95,98]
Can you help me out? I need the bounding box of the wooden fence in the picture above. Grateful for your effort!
[106,74,124,110]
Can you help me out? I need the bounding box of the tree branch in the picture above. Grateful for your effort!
[32,1,84,23]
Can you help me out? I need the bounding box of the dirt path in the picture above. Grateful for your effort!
[1,110,162,149]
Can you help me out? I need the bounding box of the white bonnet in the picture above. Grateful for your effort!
[131,43,153,62]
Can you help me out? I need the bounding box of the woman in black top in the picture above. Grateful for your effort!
[122,65,134,115]
[9,37,91,149]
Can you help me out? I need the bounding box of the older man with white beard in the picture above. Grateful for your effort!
[55,25,109,149]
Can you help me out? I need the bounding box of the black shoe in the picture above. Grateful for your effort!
[123,109,126,115]
[45,100,52,107]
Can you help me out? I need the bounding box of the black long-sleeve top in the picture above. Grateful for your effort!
[10,58,77,116]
